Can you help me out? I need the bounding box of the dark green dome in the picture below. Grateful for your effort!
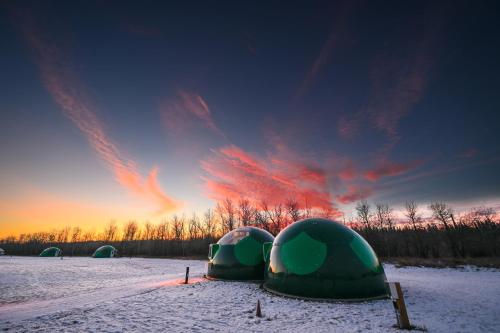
[39,247,62,257]
[207,226,274,280]
[263,218,388,301]
[92,245,117,258]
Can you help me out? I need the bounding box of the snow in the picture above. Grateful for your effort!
[1,256,499,332]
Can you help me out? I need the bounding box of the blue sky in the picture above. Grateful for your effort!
[1,0,500,235]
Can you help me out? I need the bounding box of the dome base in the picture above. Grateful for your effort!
[263,283,389,302]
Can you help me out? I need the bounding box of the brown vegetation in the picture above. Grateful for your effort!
[1,200,499,265]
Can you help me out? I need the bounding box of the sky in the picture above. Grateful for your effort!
[1,0,500,237]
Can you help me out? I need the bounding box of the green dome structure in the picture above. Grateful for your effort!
[39,247,62,257]
[92,245,117,258]
[207,226,274,280]
[263,218,388,301]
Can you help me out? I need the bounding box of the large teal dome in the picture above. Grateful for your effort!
[207,226,274,280]
[263,218,388,300]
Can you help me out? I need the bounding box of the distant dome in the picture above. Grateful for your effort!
[39,247,62,257]
[92,245,117,258]
[263,218,388,300]
[207,226,274,280]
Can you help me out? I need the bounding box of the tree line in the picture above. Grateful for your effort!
[1,198,499,259]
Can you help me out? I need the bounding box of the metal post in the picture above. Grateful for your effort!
[256,299,262,318]
[184,266,190,284]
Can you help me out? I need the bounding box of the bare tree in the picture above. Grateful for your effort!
[303,197,312,218]
[155,220,169,241]
[56,227,70,243]
[375,203,393,229]
[285,198,301,223]
[122,221,139,241]
[172,215,185,241]
[217,198,236,233]
[188,214,201,240]
[202,209,217,240]
[356,200,372,228]
[71,227,82,243]
[272,204,285,233]
[261,203,284,234]
[430,202,451,230]
[430,202,463,257]
[405,201,421,231]
[238,199,254,226]
[82,230,95,242]
[254,209,271,233]
[103,221,118,242]
[142,222,154,240]
[319,207,335,220]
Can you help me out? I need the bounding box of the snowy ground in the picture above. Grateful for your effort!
[0,257,499,332]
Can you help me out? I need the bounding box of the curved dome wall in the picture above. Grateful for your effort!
[92,245,117,258]
[207,226,274,280]
[39,247,62,257]
[263,218,388,300]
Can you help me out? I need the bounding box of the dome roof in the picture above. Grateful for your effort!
[39,247,62,257]
[92,245,117,258]
[207,226,274,280]
[263,218,388,300]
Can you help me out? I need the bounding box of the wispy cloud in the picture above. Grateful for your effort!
[162,90,225,137]
[336,184,372,204]
[364,160,422,181]
[201,145,337,212]
[201,142,419,210]
[337,5,446,156]
[295,2,354,100]
[459,148,478,159]
[337,115,359,140]
[17,12,181,214]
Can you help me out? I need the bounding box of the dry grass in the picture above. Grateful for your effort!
[382,257,500,268]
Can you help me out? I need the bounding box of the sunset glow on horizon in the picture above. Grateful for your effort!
[1,1,500,238]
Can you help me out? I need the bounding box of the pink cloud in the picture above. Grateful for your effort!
[336,185,373,204]
[459,148,478,159]
[338,161,357,181]
[366,9,445,142]
[201,145,338,213]
[20,16,181,214]
[337,115,359,139]
[162,90,224,138]
[364,160,421,181]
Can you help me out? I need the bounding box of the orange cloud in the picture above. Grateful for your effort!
[201,145,337,213]
[19,16,181,214]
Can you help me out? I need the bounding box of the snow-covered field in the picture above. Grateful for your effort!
[0,257,499,332]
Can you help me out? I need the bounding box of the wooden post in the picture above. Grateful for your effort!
[256,299,262,318]
[184,267,190,284]
[389,282,411,329]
